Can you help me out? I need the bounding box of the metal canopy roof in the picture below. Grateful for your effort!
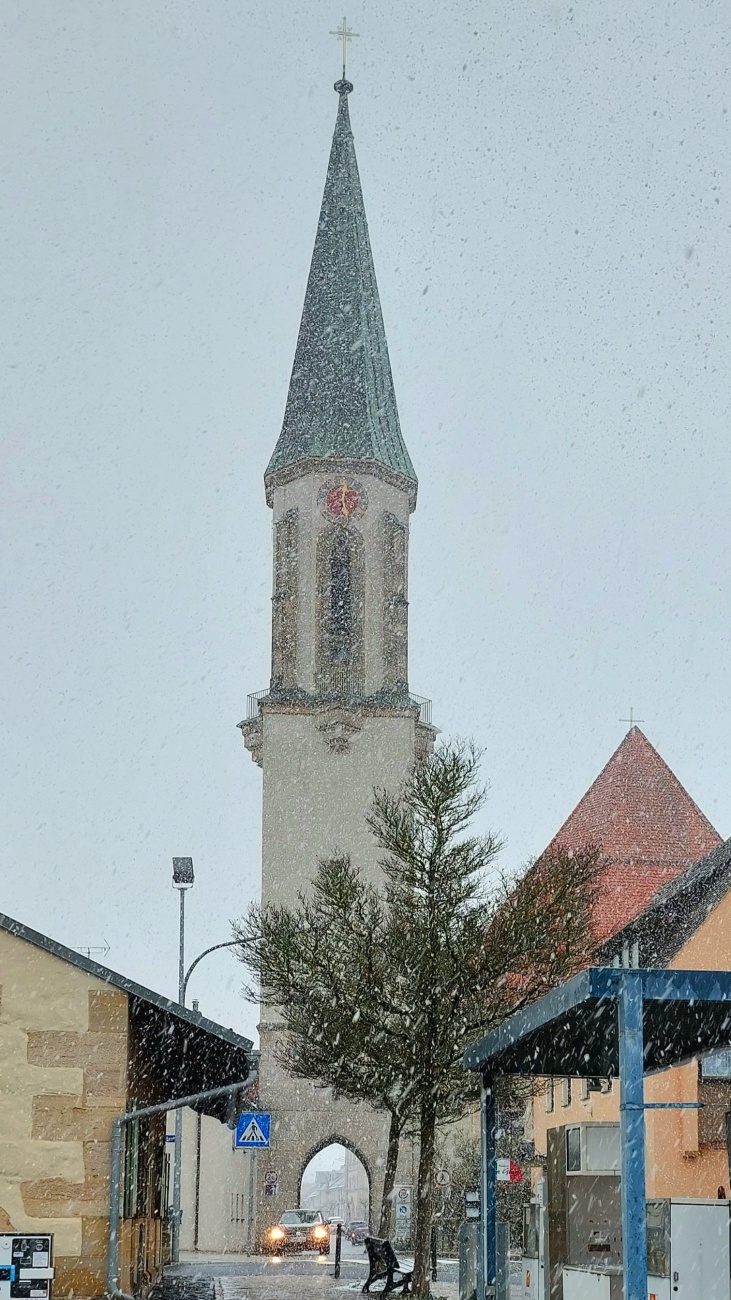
[463,967,731,1078]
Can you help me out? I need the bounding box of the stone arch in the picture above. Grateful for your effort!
[298,1134,373,1222]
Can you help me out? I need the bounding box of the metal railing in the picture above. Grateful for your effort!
[246,689,269,720]
[245,686,433,726]
[410,693,433,726]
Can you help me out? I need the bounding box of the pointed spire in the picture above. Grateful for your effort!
[265,82,416,505]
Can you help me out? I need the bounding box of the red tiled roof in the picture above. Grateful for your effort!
[546,727,722,943]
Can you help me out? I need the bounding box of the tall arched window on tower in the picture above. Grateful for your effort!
[330,529,353,664]
[382,512,408,695]
[271,509,299,691]
[317,526,364,696]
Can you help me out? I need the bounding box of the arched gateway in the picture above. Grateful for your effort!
[299,1139,371,1223]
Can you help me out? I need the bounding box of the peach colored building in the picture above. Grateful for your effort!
[0,912,253,1298]
[532,837,731,1198]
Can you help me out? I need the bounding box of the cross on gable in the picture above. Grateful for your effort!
[620,708,645,730]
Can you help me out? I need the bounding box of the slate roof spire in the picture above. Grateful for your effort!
[265,80,417,505]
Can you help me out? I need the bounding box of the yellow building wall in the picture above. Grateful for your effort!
[0,928,161,1297]
[532,888,731,1198]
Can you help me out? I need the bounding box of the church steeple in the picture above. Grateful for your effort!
[265,81,416,506]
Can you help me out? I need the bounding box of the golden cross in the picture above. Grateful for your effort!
[330,16,359,80]
[620,708,645,730]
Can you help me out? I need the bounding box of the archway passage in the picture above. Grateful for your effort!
[299,1141,370,1226]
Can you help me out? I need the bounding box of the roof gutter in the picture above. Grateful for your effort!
[107,1070,258,1300]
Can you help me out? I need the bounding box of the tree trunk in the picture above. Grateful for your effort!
[412,1101,437,1296]
[378,1111,402,1237]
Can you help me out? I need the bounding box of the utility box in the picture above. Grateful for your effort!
[544,1125,731,1300]
[547,1122,621,1300]
[458,1219,478,1300]
[459,1217,509,1300]
[646,1199,731,1300]
[0,1236,54,1300]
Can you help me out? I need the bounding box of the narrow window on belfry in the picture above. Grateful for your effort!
[330,530,353,663]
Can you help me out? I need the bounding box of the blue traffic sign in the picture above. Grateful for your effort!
[235,1112,271,1148]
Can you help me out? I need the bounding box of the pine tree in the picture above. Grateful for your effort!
[233,856,416,1235]
[234,740,600,1296]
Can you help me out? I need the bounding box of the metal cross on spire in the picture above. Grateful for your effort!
[330,16,359,80]
[620,708,645,730]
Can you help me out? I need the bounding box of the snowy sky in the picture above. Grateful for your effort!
[2,0,730,1044]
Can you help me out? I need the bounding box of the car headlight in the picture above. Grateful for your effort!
[313,1226,329,1239]
[269,1227,285,1241]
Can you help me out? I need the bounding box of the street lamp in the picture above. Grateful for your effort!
[183,939,241,1004]
[171,857,194,1265]
[172,857,194,1004]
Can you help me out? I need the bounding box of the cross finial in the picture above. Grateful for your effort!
[330,16,359,80]
[620,708,645,731]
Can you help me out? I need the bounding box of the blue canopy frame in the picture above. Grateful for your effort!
[463,967,731,1300]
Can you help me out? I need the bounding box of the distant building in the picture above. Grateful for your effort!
[300,1149,368,1223]
[0,911,253,1296]
[531,730,731,1200]
[533,835,731,1197]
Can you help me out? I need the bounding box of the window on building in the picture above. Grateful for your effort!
[330,529,353,664]
[271,510,299,689]
[545,1078,554,1113]
[566,1126,581,1173]
[123,1116,164,1219]
[317,526,364,696]
[580,1077,590,1102]
[383,513,408,691]
[561,1077,572,1107]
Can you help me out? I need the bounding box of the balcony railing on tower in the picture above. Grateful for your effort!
[246,688,433,726]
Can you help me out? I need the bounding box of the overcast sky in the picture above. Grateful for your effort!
[3,0,730,1043]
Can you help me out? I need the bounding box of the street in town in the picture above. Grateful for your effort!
[163,1233,524,1299]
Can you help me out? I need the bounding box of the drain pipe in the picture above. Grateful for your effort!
[107,1070,258,1300]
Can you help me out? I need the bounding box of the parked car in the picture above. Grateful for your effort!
[349,1219,369,1244]
[265,1209,330,1254]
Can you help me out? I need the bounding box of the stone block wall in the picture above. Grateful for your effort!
[0,929,161,1297]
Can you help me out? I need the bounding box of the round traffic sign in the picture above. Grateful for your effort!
[434,1169,451,1189]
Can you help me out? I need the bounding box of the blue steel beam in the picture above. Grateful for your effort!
[618,972,648,1300]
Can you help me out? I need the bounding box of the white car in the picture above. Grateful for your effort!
[265,1209,331,1254]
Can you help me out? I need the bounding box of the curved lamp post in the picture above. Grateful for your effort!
[169,916,242,1260]
[183,939,241,1005]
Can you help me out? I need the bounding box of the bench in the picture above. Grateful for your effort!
[362,1236,413,1294]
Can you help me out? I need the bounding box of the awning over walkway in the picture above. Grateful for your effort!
[464,966,731,1079]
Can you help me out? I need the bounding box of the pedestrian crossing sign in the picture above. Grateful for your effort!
[235,1112,271,1148]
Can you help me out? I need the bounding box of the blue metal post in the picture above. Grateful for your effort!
[618,971,647,1300]
[479,1075,497,1298]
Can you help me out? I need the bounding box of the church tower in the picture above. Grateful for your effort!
[242,78,433,906]
[240,79,431,1229]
